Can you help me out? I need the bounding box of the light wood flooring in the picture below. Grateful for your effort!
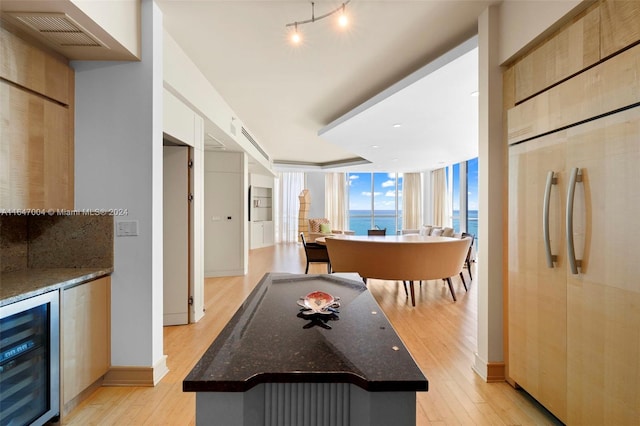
[62,243,561,425]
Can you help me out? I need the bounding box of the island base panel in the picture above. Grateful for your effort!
[195,382,417,426]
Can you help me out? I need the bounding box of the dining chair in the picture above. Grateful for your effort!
[299,233,331,274]
[458,233,475,287]
[367,228,386,236]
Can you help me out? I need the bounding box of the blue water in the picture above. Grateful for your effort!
[348,210,478,238]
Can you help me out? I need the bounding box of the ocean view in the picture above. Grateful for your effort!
[348,210,478,238]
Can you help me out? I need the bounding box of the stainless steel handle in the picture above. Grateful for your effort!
[543,171,558,268]
[566,167,583,274]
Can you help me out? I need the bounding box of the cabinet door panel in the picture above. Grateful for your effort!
[63,277,111,407]
[601,0,640,59]
[508,134,567,421]
[0,81,72,209]
[566,107,640,424]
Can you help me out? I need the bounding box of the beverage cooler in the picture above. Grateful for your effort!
[0,291,60,426]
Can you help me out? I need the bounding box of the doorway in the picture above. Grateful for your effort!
[163,142,191,325]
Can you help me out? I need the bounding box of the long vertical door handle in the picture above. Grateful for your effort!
[566,167,583,274]
[543,171,558,268]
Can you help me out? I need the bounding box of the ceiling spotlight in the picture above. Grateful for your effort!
[470,91,479,97]
[286,1,351,44]
[290,23,302,44]
[338,5,348,28]
[392,123,402,128]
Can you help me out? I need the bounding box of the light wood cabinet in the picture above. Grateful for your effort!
[600,0,640,59]
[0,24,74,210]
[1,81,73,209]
[0,26,71,105]
[513,0,640,106]
[513,4,600,104]
[507,3,640,421]
[62,276,111,415]
[508,130,568,422]
[508,88,640,426]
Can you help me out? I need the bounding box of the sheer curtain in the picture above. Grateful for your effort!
[432,168,450,226]
[274,172,305,243]
[402,172,422,229]
[325,173,347,231]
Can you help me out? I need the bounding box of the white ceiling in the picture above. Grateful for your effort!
[157,0,496,173]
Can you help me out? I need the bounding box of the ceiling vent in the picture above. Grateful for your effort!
[241,127,269,161]
[7,12,107,48]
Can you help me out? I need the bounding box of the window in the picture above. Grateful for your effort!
[448,157,478,240]
[347,172,403,235]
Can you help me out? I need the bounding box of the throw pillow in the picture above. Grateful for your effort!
[319,223,332,233]
[419,225,433,236]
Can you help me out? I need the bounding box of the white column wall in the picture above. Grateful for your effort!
[475,4,504,380]
[72,0,166,375]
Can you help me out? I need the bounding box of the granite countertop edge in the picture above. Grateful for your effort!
[0,267,114,307]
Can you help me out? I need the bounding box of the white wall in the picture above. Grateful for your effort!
[163,31,271,174]
[72,0,166,379]
[71,0,141,58]
[204,151,248,277]
[305,172,325,219]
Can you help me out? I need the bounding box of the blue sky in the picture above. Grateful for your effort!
[452,158,479,211]
[348,158,478,212]
[348,173,402,211]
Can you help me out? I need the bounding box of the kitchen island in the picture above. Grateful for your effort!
[183,273,427,426]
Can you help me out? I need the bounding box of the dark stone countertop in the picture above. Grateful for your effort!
[0,267,113,307]
[183,273,428,393]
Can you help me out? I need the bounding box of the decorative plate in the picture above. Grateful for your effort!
[297,291,339,315]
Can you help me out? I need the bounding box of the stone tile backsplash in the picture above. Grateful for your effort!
[0,215,114,272]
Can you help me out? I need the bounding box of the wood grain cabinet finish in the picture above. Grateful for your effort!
[62,276,111,413]
[513,4,600,104]
[0,26,71,105]
[508,108,640,424]
[507,1,640,422]
[0,25,74,210]
[600,0,640,59]
[513,0,640,106]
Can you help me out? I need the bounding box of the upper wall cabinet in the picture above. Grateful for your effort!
[0,26,71,105]
[513,1,640,105]
[513,4,600,104]
[0,25,74,210]
[600,0,640,58]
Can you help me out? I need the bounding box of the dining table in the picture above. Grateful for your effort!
[317,233,472,305]
[314,233,455,245]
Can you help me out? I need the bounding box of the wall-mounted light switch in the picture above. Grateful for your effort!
[116,220,139,236]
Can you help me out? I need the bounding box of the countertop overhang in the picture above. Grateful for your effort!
[0,267,114,307]
[183,273,428,393]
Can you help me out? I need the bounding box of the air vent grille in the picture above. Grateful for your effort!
[241,127,269,161]
[8,13,106,47]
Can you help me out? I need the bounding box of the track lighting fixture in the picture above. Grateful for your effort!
[286,1,351,45]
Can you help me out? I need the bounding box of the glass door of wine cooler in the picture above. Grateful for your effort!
[0,291,60,426]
